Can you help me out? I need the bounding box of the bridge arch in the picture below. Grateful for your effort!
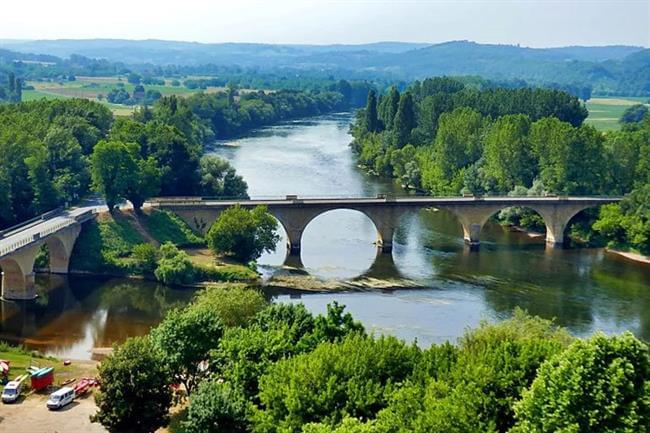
[0,252,38,300]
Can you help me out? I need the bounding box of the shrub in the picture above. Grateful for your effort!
[131,243,159,274]
[154,242,195,285]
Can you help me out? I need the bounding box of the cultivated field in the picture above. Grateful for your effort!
[585,96,649,131]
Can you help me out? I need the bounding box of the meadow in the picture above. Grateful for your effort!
[585,96,649,131]
[23,76,229,115]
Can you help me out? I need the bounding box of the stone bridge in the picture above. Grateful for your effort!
[150,195,621,255]
[0,207,96,300]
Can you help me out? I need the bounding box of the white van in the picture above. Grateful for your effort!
[2,380,23,403]
[46,386,75,410]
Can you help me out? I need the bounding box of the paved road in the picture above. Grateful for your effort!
[0,201,105,258]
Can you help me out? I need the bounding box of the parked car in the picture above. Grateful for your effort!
[1,379,24,403]
[46,386,75,410]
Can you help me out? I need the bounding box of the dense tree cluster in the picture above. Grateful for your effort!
[353,77,650,253]
[93,292,649,433]
[106,84,162,106]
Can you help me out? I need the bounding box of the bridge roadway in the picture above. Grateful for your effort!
[0,205,98,300]
[151,195,621,255]
[0,195,621,300]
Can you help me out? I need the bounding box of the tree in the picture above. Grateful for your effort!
[363,90,379,134]
[127,72,142,85]
[511,332,649,433]
[192,285,268,327]
[620,104,648,124]
[125,157,161,212]
[378,86,400,130]
[392,92,416,148]
[90,140,137,210]
[482,114,534,192]
[184,380,249,433]
[206,204,279,262]
[92,336,172,433]
[151,305,224,395]
[199,155,248,198]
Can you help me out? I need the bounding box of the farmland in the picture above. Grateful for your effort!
[22,76,230,115]
[585,96,649,131]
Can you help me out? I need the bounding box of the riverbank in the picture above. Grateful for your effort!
[606,248,650,265]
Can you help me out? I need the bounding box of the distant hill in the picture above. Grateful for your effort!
[0,39,648,95]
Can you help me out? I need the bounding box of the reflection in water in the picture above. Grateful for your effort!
[0,276,194,359]
[1,113,649,359]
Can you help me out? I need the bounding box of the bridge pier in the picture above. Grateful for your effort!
[0,247,39,300]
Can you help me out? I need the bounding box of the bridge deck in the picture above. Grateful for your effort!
[151,196,621,208]
[0,207,96,258]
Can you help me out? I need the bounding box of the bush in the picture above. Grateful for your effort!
[92,336,172,433]
[512,332,649,433]
[154,242,196,285]
[206,205,279,262]
[131,243,159,274]
[192,285,268,327]
[184,380,248,433]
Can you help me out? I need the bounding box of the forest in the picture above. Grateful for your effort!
[352,77,650,254]
[91,287,650,433]
[0,79,360,228]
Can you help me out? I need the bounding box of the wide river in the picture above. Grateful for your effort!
[1,113,648,359]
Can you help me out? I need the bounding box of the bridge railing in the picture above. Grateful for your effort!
[0,218,76,257]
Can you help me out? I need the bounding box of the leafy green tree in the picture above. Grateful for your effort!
[199,155,248,198]
[151,305,224,395]
[511,332,649,433]
[192,285,268,327]
[482,114,534,192]
[90,140,137,210]
[25,146,59,212]
[207,204,279,262]
[252,334,419,433]
[620,104,648,124]
[363,90,379,134]
[92,336,172,433]
[392,92,416,148]
[184,380,248,433]
[125,156,161,212]
[378,86,400,130]
[127,72,142,85]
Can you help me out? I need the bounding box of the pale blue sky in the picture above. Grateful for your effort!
[3,0,649,47]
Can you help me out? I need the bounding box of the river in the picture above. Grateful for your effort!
[1,113,648,359]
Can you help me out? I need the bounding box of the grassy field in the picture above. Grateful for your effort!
[0,343,96,390]
[23,75,229,116]
[585,96,649,131]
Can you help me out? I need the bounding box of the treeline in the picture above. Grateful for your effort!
[352,77,650,253]
[0,97,247,229]
[91,287,650,433]
[183,84,360,139]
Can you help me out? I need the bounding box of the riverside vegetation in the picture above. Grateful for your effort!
[91,286,649,433]
[352,77,650,255]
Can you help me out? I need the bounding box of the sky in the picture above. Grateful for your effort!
[2,0,649,47]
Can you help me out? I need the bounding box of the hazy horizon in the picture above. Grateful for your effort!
[2,0,648,48]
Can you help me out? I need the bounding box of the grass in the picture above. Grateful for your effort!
[142,210,204,247]
[585,96,650,131]
[69,209,256,284]
[0,343,94,390]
